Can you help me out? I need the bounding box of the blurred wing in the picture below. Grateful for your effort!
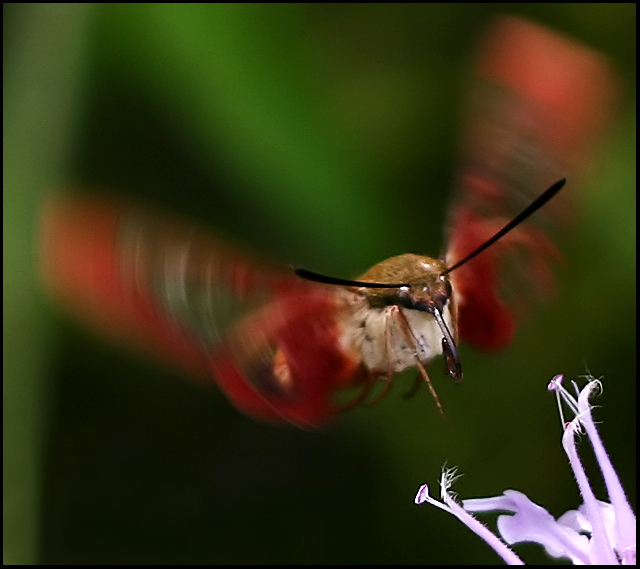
[40,195,358,427]
[445,16,617,351]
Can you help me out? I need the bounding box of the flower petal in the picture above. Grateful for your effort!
[576,381,637,562]
[465,490,591,564]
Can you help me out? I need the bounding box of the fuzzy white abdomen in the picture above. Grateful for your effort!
[342,303,454,376]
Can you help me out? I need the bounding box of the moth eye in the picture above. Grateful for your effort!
[442,277,452,298]
[398,286,411,301]
[431,295,447,314]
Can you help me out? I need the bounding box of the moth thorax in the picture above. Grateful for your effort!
[358,254,452,313]
[344,253,456,376]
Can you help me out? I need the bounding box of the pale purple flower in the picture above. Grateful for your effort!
[415,375,636,564]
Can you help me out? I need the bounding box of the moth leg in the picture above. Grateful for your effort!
[403,373,422,399]
[365,307,396,406]
[392,306,446,419]
[335,368,377,413]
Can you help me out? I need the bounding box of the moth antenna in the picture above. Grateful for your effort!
[441,178,566,276]
[293,268,407,289]
[295,179,565,288]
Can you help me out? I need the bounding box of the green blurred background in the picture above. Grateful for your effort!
[4,3,635,564]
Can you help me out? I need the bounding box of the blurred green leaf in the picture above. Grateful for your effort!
[4,3,634,564]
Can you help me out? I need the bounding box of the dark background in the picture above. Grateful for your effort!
[4,3,635,564]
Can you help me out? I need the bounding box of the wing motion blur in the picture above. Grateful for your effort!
[445,16,616,350]
[41,196,358,427]
[40,16,617,426]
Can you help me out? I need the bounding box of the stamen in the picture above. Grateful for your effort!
[548,373,581,427]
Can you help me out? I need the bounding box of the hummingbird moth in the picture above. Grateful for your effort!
[40,16,615,427]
